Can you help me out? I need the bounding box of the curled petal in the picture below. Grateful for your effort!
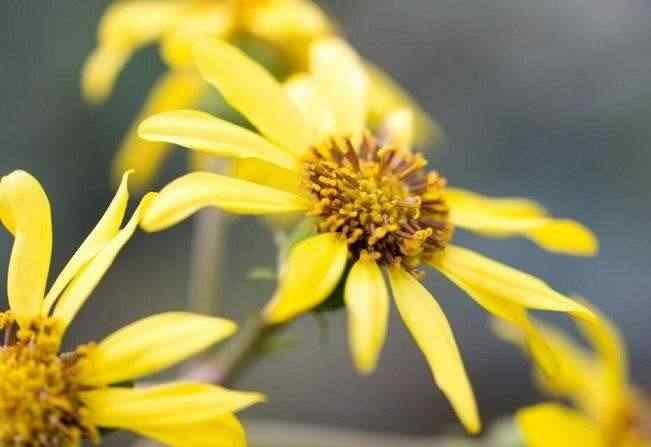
[51,194,156,330]
[0,171,52,325]
[43,172,130,314]
[264,234,348,323]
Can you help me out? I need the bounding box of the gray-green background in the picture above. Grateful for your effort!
[1,0,650,443]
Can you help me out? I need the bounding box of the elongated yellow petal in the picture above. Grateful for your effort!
[504,318,605,418]
[230,158,305,197]
[437,269,557,378]
[42,173,130,314]
[82,0,184,103]
[51,194,155,330]
[311,38,367,140]
[388,266,479,433]
[0,171,52,325]
[344,259,389,374]
[141,173,309,232]
[78,312,237,386]
[264,234,349,323]
[81,382,263,428]
[383,108,414,150]
[576,306,628,409]
[284,75,337,143]
[517,404,605,447]
[113,71,205,190]
[365,61,440,146]
[445,188,598,256]
[432,245,595,320]
[138,110,299,171]
[136,414,246,447]
[193,39,314,155]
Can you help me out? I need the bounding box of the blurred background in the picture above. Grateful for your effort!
[1,0,651,443]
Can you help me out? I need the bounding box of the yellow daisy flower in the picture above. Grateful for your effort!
[82,0,436,189]
[504,307,651,447]
[0,170,263,446]
[138,37,598,433]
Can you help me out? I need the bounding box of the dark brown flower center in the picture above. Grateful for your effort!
[303,132,453,273]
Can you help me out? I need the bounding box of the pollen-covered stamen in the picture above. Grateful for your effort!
[304,133,453,272]
[0,317,99,447]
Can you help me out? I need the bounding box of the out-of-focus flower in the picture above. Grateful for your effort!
[83,0,436,190]
[504,306,651,447]
[137,38,598,433]
[0,170,262,446]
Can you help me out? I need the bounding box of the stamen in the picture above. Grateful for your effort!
[304,133,452,272]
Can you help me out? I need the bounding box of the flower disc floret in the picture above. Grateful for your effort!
[304,133,452,272]
[0,315,98,447]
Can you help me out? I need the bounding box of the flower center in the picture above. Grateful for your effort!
[0,314,98,447]
[303,133,453,272]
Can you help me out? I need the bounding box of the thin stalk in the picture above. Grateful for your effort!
[186,157,229,314]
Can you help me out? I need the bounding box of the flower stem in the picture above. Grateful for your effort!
[186,157,229,314]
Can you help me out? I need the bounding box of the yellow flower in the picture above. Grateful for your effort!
[82,0,436,189]
[503,307,651,447]
[138,38,598,434]
[0,170,263,446]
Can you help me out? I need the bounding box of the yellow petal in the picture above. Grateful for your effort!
[432,245,595,321]
[138,110,299,171]
[0,171,52,325]
[575,304,629,416]
[445,188,598,256]
[160,3,235,68]
[311,38,367,140]
[517,404,605,447]
[51,194,155,330]
[496,314,613,421]
[82,0,184,103]
[383,108,414,149]
[140,173,309,232]
[136,414,246,447]
[112,71,205,190]
[230,158,305,197]
[264,234,348,324]
[78,312,237,386]
[244,0,333,66]
[436,269,557,379]
[193,39,314,155]
[283,75,337,143]
[81,382,263,428]
[42,173,130,314]
[388,266,480,433]
[365,61,440,146]
[344,259,389,374]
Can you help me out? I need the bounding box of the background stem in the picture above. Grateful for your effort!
[186,157,229,314]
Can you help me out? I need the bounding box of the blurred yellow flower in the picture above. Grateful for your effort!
[82,0,436,190]
[0,170,262,446]
[137,38,599,434]
[504,307,651,447]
